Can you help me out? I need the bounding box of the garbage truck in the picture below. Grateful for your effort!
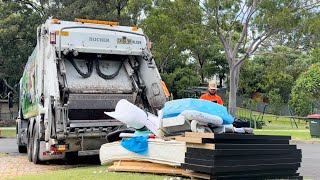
[15,18,167,164]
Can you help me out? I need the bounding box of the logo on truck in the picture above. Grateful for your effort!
[89,37,109,42]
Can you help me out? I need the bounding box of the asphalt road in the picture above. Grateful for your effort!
[0,137,319,179]
[0,138,18,154]
[297,143,320,180]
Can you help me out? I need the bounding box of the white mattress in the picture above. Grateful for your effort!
[99,139,186,166]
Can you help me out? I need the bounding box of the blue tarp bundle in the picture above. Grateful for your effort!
[120,136,149,155]
[162,98,234,124]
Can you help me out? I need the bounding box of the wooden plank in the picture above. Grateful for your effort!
[109,161,185,175]
[175,136,203,143]
[182,162,300,174]
[112,160,174,168]
[108,165,186,175]
[185,143,295,150]
[213,144,296,149]
[187,147,301,156]
[161,135,184,141]
[187,143,215,150]
[109,160,211,179]
[185,152,302,161]
[181,170,210,180]
[202,138,290,144]
[182,163,211,174]
[185,132,291,140]
[213,172,301,180]
[210,168,299,177]
[176,135,290,144]
[185,132,215,138]
[185,157,301,167]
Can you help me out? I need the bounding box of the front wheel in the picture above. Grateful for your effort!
[17,131,27,153]
[17,121,27,153]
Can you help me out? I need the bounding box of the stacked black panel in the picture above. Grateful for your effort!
[181,133,302,180]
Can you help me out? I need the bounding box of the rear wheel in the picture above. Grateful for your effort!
[27,127,33,162]
[32,126,41,164]
[65,152,79,165]
[18,145,27,153]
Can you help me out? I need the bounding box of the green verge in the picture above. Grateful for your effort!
[236,108,320,141]
[236,108,308,130]
[6,166,178,180]
[254,129,320,141]
[0,129,16,138]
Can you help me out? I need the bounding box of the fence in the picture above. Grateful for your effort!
[0,112,18,121]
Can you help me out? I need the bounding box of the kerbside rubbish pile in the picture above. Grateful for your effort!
[100,98,302,180]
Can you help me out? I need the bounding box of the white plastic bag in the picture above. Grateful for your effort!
[181,110,223,126]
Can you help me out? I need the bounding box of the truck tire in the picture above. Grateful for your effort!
[32,126,41,164]
[17,126,27,153]
[27,128,33,162]
[18,145,27,153]
[65,152,78,165]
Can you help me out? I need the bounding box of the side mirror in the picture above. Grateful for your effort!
[8,92,13,109]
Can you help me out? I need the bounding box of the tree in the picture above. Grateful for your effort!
[185,26,227,83]
[263,46,308,103]
[143,0,228,88]
[142,0,204,74]
[290,63,320,116]
[309,48,320,64]
[238,58,265,98]
[12,0,151,26]
[0,1,150,87]
[239,46,309,112]
[161,67,200,98]
[202,0,320,115]
[0,1,42,85]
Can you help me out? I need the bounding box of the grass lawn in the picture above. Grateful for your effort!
[254,129,320,141]
[0,129,15,138]
[235,108,320,141]
[7,165,177,180]
[236,108,308,130]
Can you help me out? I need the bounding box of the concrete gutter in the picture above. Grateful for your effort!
[0,127,15,130]
[290,140,320,144]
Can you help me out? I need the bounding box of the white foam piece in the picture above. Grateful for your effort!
[104,99,161,136]
[99,139,186,166]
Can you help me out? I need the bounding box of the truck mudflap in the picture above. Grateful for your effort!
[38,141,65,161]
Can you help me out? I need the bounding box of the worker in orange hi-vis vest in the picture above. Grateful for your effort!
[199,81,223,105]
[160,81,170,98]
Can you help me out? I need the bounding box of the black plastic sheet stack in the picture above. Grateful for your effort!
[180,132,302,180]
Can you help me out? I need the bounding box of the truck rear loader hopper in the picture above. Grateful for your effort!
[16,18,167,164]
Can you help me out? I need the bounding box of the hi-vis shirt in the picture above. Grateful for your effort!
[200,94,223,105]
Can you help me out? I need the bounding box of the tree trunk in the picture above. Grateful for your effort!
[228,63,240,116]
[201,72,204,83]
[218,74,223,88]
[117,2,121,20]
[198,55,205,83]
